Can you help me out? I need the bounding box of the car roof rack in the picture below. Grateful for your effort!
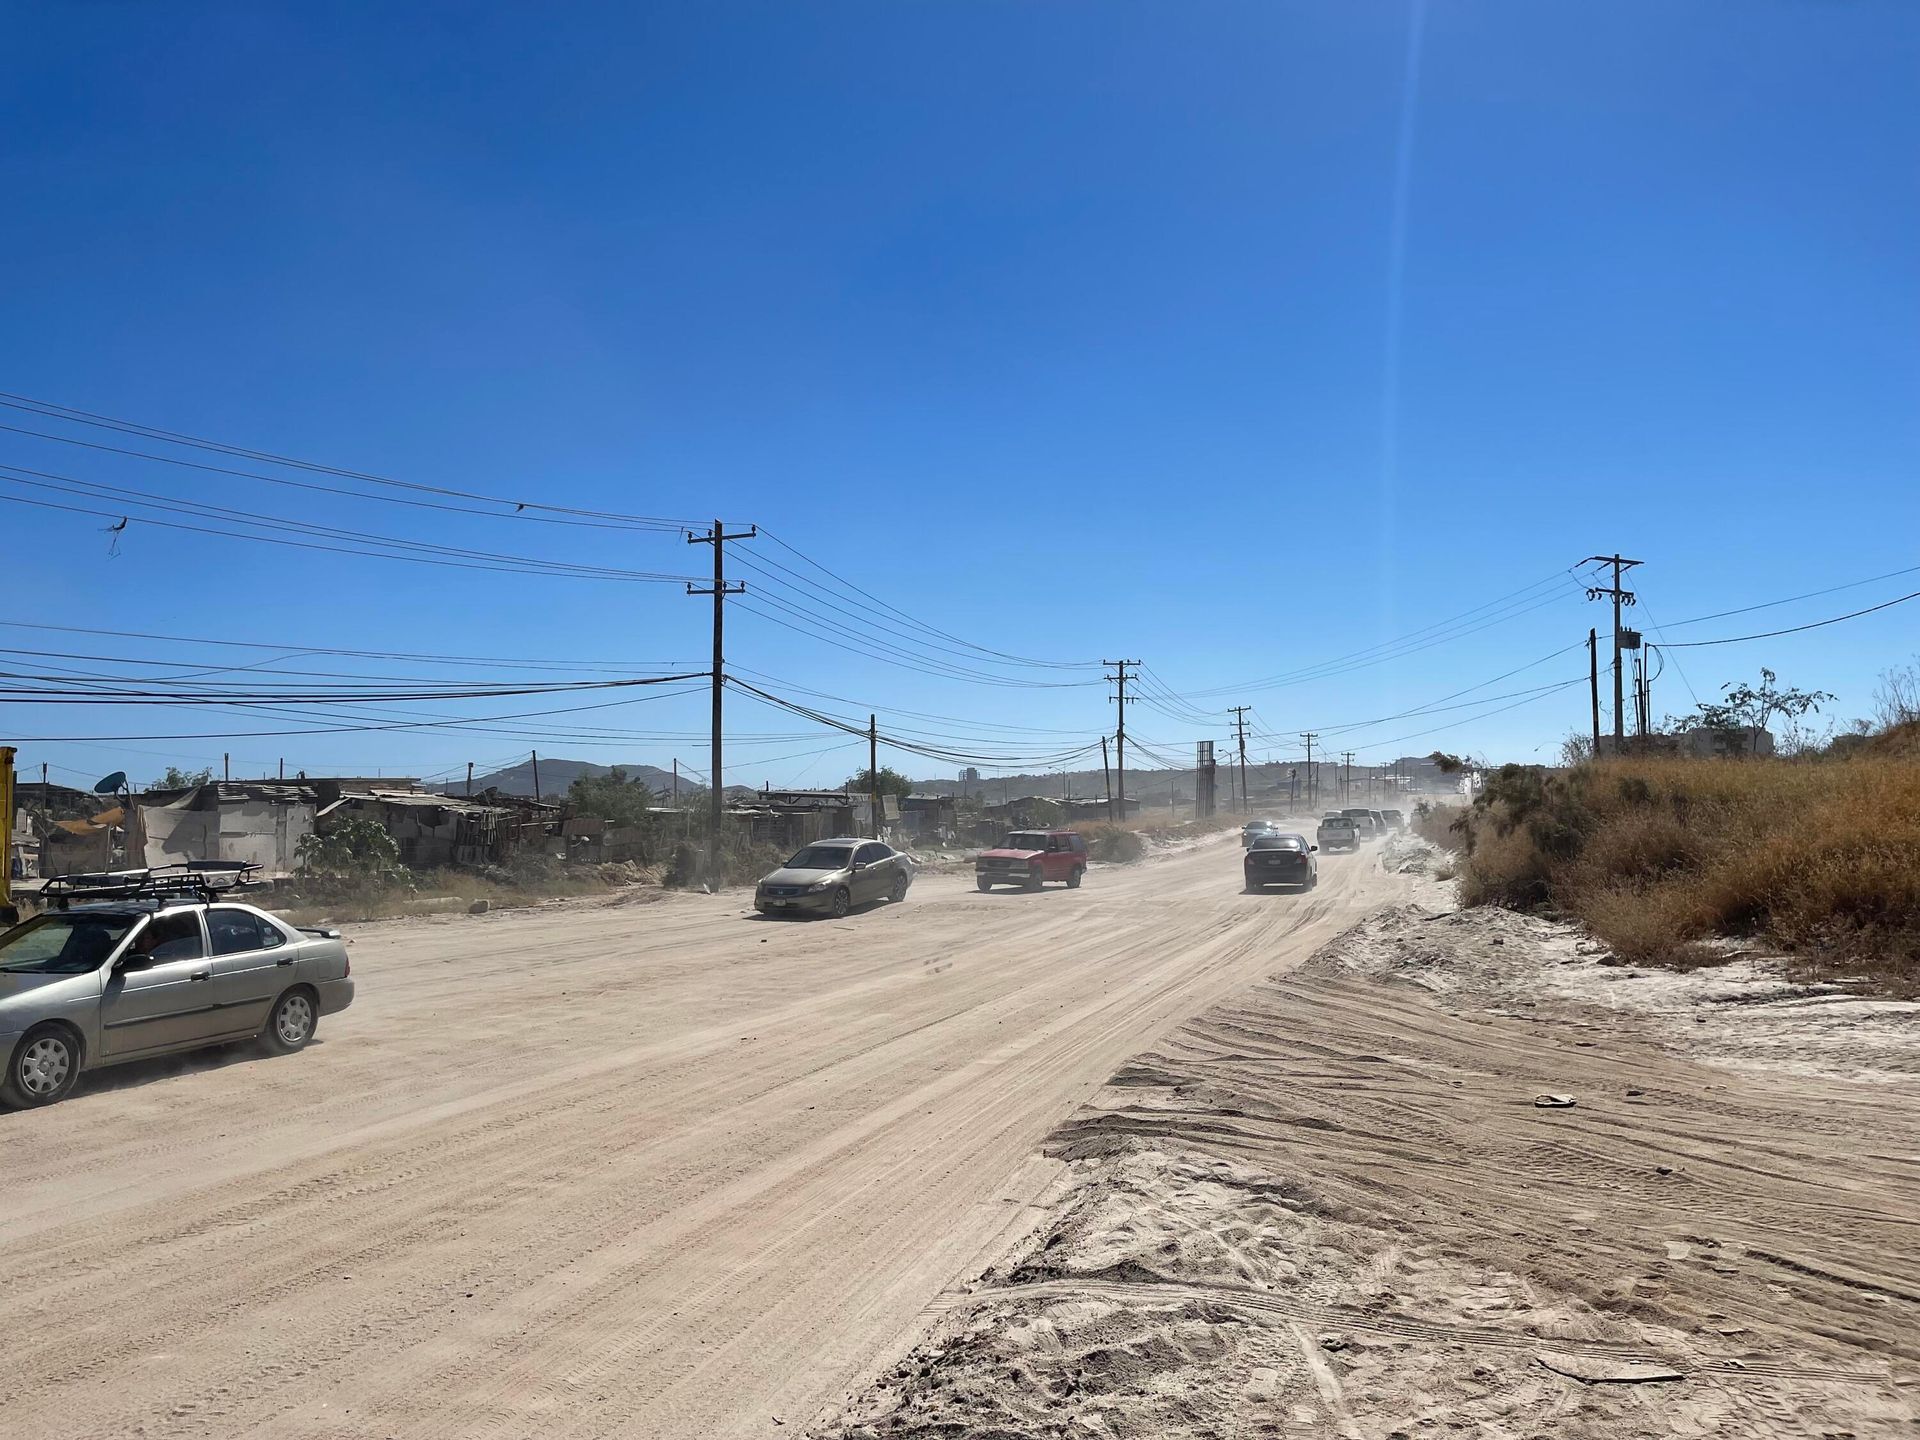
[44,862,264,908]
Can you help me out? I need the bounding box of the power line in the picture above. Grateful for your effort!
[0,390,703,530]
[0,420,687,534]
[1660,588,1920,649]
[0,465,703,583]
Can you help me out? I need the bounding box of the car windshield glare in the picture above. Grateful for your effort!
[1251,835,1305,851]
[785,845,855,871]
[0,912,139,974]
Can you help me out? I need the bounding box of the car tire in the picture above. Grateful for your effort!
[261,988,318,1056]
[890,873,909,904]
[2,1024,82,1110]
[829,886,852,919]
[976,877,994,893]
[1024,865,1044,892]
[1066,867,1083,889]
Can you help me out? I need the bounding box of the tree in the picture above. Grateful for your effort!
[844,765,915,802]
[295,816,405,882]
[566,767,656,829]
[1669,667,1835,756]
[1557,733,1594,768]
[154,765,214,790]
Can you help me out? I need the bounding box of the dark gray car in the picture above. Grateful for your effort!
[754,838,913,919]
[0,895,354,1109]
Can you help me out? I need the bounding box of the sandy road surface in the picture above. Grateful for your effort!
[830,856,1919,1437]
[0,831,1410,1438]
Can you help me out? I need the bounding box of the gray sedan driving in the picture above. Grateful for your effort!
[754,838,913,918]
[0,893,354,1109]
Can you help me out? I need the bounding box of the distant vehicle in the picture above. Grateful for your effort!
[1316,815,1360,853]
[1340,808,1380,842]
[756,838,912,918]
[1381,809,1407,834]
[1243,832,1317,891]
[1241,819,1280,848]
[1369,810,1390,837]
[976,830,1088,891]
[0,866,353,1111]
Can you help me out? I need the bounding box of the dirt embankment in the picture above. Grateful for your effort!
[819,841,1920,1438]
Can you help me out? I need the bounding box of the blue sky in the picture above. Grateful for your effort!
[3,1,1916,791]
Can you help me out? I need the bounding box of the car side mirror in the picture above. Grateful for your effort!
[848,860,863,872]
[114,953,150,974]
[1310,844,1318,852]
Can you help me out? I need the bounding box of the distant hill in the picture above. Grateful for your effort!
[450,757,687,799]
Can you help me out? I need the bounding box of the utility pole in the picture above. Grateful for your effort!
[868,715,881,839]
[688,519,757,881]
[1228,706,1251,815]
[1100,735,1113,811]
[1585,555,1642,754]
[1341,751,1355,805]
[531,750,541,803]
[1104,660,1139,822]
[1300,733,1318,809]
[466,761,473,798]
[1588,627,1601,757]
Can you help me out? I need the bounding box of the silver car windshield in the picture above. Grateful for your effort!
[786,845,855,870]
[0,912,138,974]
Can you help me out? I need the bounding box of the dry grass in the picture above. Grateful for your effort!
[1454,757,1920,990]
[273,861,643,926]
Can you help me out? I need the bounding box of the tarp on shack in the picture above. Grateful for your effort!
[136,787,314,875]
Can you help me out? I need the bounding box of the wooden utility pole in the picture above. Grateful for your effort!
[531,750,541,803]
[1588,627,1601,756]
[1300,733,1318,809]
[687,520,757,881]
[1585,555,1642,753]
[466,762,473,797]
[1228,706,1251,815]
[1100,735,1113,811]
[868,714,881,839]
[1104,660,1139,822]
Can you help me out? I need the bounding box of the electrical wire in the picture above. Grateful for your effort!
[1660,589,1920,648]
[0,466,704,583]
[0,390,703,530]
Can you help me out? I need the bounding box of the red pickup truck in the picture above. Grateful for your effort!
[975,830,1088,891]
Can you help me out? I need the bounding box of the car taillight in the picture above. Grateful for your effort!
[343,953,351,977]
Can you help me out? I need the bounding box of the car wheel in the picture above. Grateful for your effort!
[3,1024,82,1109]
[890,872,909,904]
[261,988,318,1056]
[976,877,994,892]
[1024,865,1044,891]
[1066,867,1083,889]
[829,886,852,919]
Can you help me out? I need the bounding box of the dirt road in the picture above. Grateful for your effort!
[0,831,1409,1438]
[829,851,1919,1437]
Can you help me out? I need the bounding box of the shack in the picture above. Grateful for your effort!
[321,789,516,869]
[132,783,313,876]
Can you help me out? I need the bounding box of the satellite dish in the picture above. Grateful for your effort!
[94,771,127,795]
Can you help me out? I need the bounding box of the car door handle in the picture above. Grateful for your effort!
[189,969,212,981]
[275,956,296,966]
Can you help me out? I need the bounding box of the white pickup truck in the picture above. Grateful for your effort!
[1315,814,1360,854]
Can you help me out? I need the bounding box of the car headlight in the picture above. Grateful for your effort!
[807,879,835,892]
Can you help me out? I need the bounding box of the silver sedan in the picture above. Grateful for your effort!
[0,898,354,1109]
[754,838,913,919]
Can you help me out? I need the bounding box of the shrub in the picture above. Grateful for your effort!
[1449,754,1920,988]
